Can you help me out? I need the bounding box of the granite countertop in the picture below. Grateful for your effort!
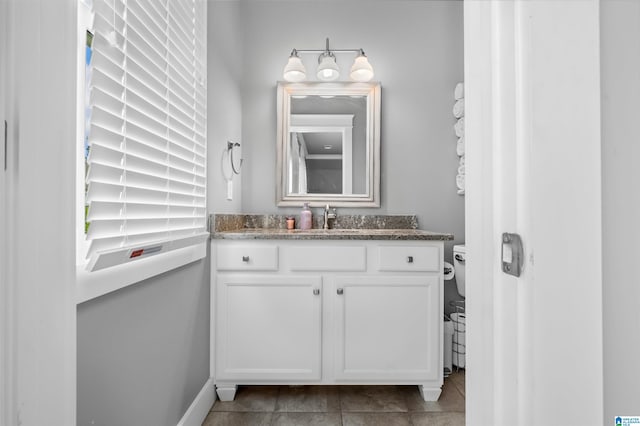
[213,228,453,241]
[210,214,454,241]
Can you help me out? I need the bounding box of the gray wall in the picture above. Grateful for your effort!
[306,158,343,194]
[207,0,244,213]
[600,0,640,421]
[77,258,210,426]
[238,0,465,303]
[77,2,247,424]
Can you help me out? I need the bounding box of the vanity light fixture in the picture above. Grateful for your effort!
[282,38,374,82]
[283,49,307,82]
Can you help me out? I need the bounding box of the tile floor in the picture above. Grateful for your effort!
[202,370,465,426]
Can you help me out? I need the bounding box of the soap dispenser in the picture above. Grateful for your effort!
[299,202,312,230]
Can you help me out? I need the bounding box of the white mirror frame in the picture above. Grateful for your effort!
[276,81,381,207]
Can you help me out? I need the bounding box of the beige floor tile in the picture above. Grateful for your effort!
[202,411,273,426]
[448,370,465,397]
[339,385,408,412]
[410,412,465,426]
[340,386,408,412]
[203,383,465,426]
[275,385,341,412]
[342,412,411,426]
[270,412,342,426]
[212,386,279,412]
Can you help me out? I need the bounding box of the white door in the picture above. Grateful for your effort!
[0,1,9,422]
[1,1,77,424]
[332,275,440,382]
[465,1,603,425]
[215,274,323,381]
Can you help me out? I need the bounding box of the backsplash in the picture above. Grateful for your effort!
[211,213,419,232]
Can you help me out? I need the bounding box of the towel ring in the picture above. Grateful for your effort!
[227,141,243,175]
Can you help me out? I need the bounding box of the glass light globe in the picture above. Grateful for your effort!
[283,52,306,82]
[350,52,374,82]
[316,55,340,81]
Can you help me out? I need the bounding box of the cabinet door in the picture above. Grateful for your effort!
[333,275,441,382]
[215,274,322,381]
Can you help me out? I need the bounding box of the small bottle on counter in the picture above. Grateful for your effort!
[299,202,312,230]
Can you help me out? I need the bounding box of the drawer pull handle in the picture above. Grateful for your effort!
[242,256,250,262]
[337,288,344,295]
[313,288,320,296]
[407,256,414,263]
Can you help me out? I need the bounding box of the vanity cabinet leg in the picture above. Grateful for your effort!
[216,384,238,401]
[418,385,442,402]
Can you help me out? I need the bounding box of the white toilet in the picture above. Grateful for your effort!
[453,244,466,297]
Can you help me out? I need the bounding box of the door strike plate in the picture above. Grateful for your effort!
[501,232,524,277]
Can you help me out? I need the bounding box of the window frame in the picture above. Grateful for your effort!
[75,0,208,302]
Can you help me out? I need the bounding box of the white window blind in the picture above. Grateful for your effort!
[85,0,207,271]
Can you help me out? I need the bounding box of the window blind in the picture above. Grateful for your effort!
[85,0,207,271]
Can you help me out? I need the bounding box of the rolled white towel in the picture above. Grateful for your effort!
[459,155,465,166]
[454,82,464,100]
[456,137,465,156]
[458,165,466,175]
[454,117,465,138]
[457,189,465,196]
[456,173,465,190]
[453,99,465,118]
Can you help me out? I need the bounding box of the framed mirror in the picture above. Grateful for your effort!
[276,82,381,207]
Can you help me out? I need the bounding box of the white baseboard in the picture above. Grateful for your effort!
[177,377,216,426]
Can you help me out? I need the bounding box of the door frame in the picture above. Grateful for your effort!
[465,1,604,425]
[1,1,77,424]
[1,0,9,423]
[464,1,498,423]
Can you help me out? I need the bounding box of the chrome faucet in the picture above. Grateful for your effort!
[323,204,337,230]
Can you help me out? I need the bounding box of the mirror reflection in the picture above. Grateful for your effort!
[277,82,380,207]
[289,129,346,195]
[290,97,366,196]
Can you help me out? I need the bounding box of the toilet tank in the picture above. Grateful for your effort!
[453,244,466,297]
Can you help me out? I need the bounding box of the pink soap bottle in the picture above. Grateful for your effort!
[299,202,312,230]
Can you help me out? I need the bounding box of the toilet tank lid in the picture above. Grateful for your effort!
[453,244,466,253]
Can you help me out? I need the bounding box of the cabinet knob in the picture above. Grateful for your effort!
[407,256,414,263]
[313,288,320,296]
[337,288,344,295]
[242,256,250,262]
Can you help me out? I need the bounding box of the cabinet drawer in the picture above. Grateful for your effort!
[377,246,440,272]
[216,245,278,271]
[287,246,366,271]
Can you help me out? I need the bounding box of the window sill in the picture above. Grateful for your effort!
[76,240,207,304]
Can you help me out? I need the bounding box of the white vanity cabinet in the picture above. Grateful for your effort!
[211,238,444,402]
[215,274,323,382]
[331,275,440,383]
